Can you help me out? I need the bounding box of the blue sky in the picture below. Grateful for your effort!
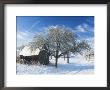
[17,16,94,47]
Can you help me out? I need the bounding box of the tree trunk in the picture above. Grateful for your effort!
[55,57,58,68]
[55,42,59,68]
[67,57,69,63]
[67,53,69,63]
[64,55,65,61]
[55,52,58,68]
[51,55,52,59]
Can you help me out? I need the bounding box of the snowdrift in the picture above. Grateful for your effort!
[17,56,94,75]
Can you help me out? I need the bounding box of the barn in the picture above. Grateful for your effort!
[19,45,50,65]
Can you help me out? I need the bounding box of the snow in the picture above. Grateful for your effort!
[16,55,94,75]
[19,46,40,56]
[17,43,94,75]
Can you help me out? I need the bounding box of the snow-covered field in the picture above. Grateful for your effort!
[16,55,94,75]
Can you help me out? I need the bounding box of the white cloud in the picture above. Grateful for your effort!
[75,23,89,32]
[17,31,35,47]
[17,20,40,47]
[17,31,28,40]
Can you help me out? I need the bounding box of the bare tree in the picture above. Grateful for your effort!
[47,25,77,67]
[29,25,90,68]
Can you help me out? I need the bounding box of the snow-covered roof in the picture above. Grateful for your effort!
[19,46,40,56]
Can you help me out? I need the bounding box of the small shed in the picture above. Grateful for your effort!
[19,44,50,65]
[39,49,49,65]
[38,44,49,65]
